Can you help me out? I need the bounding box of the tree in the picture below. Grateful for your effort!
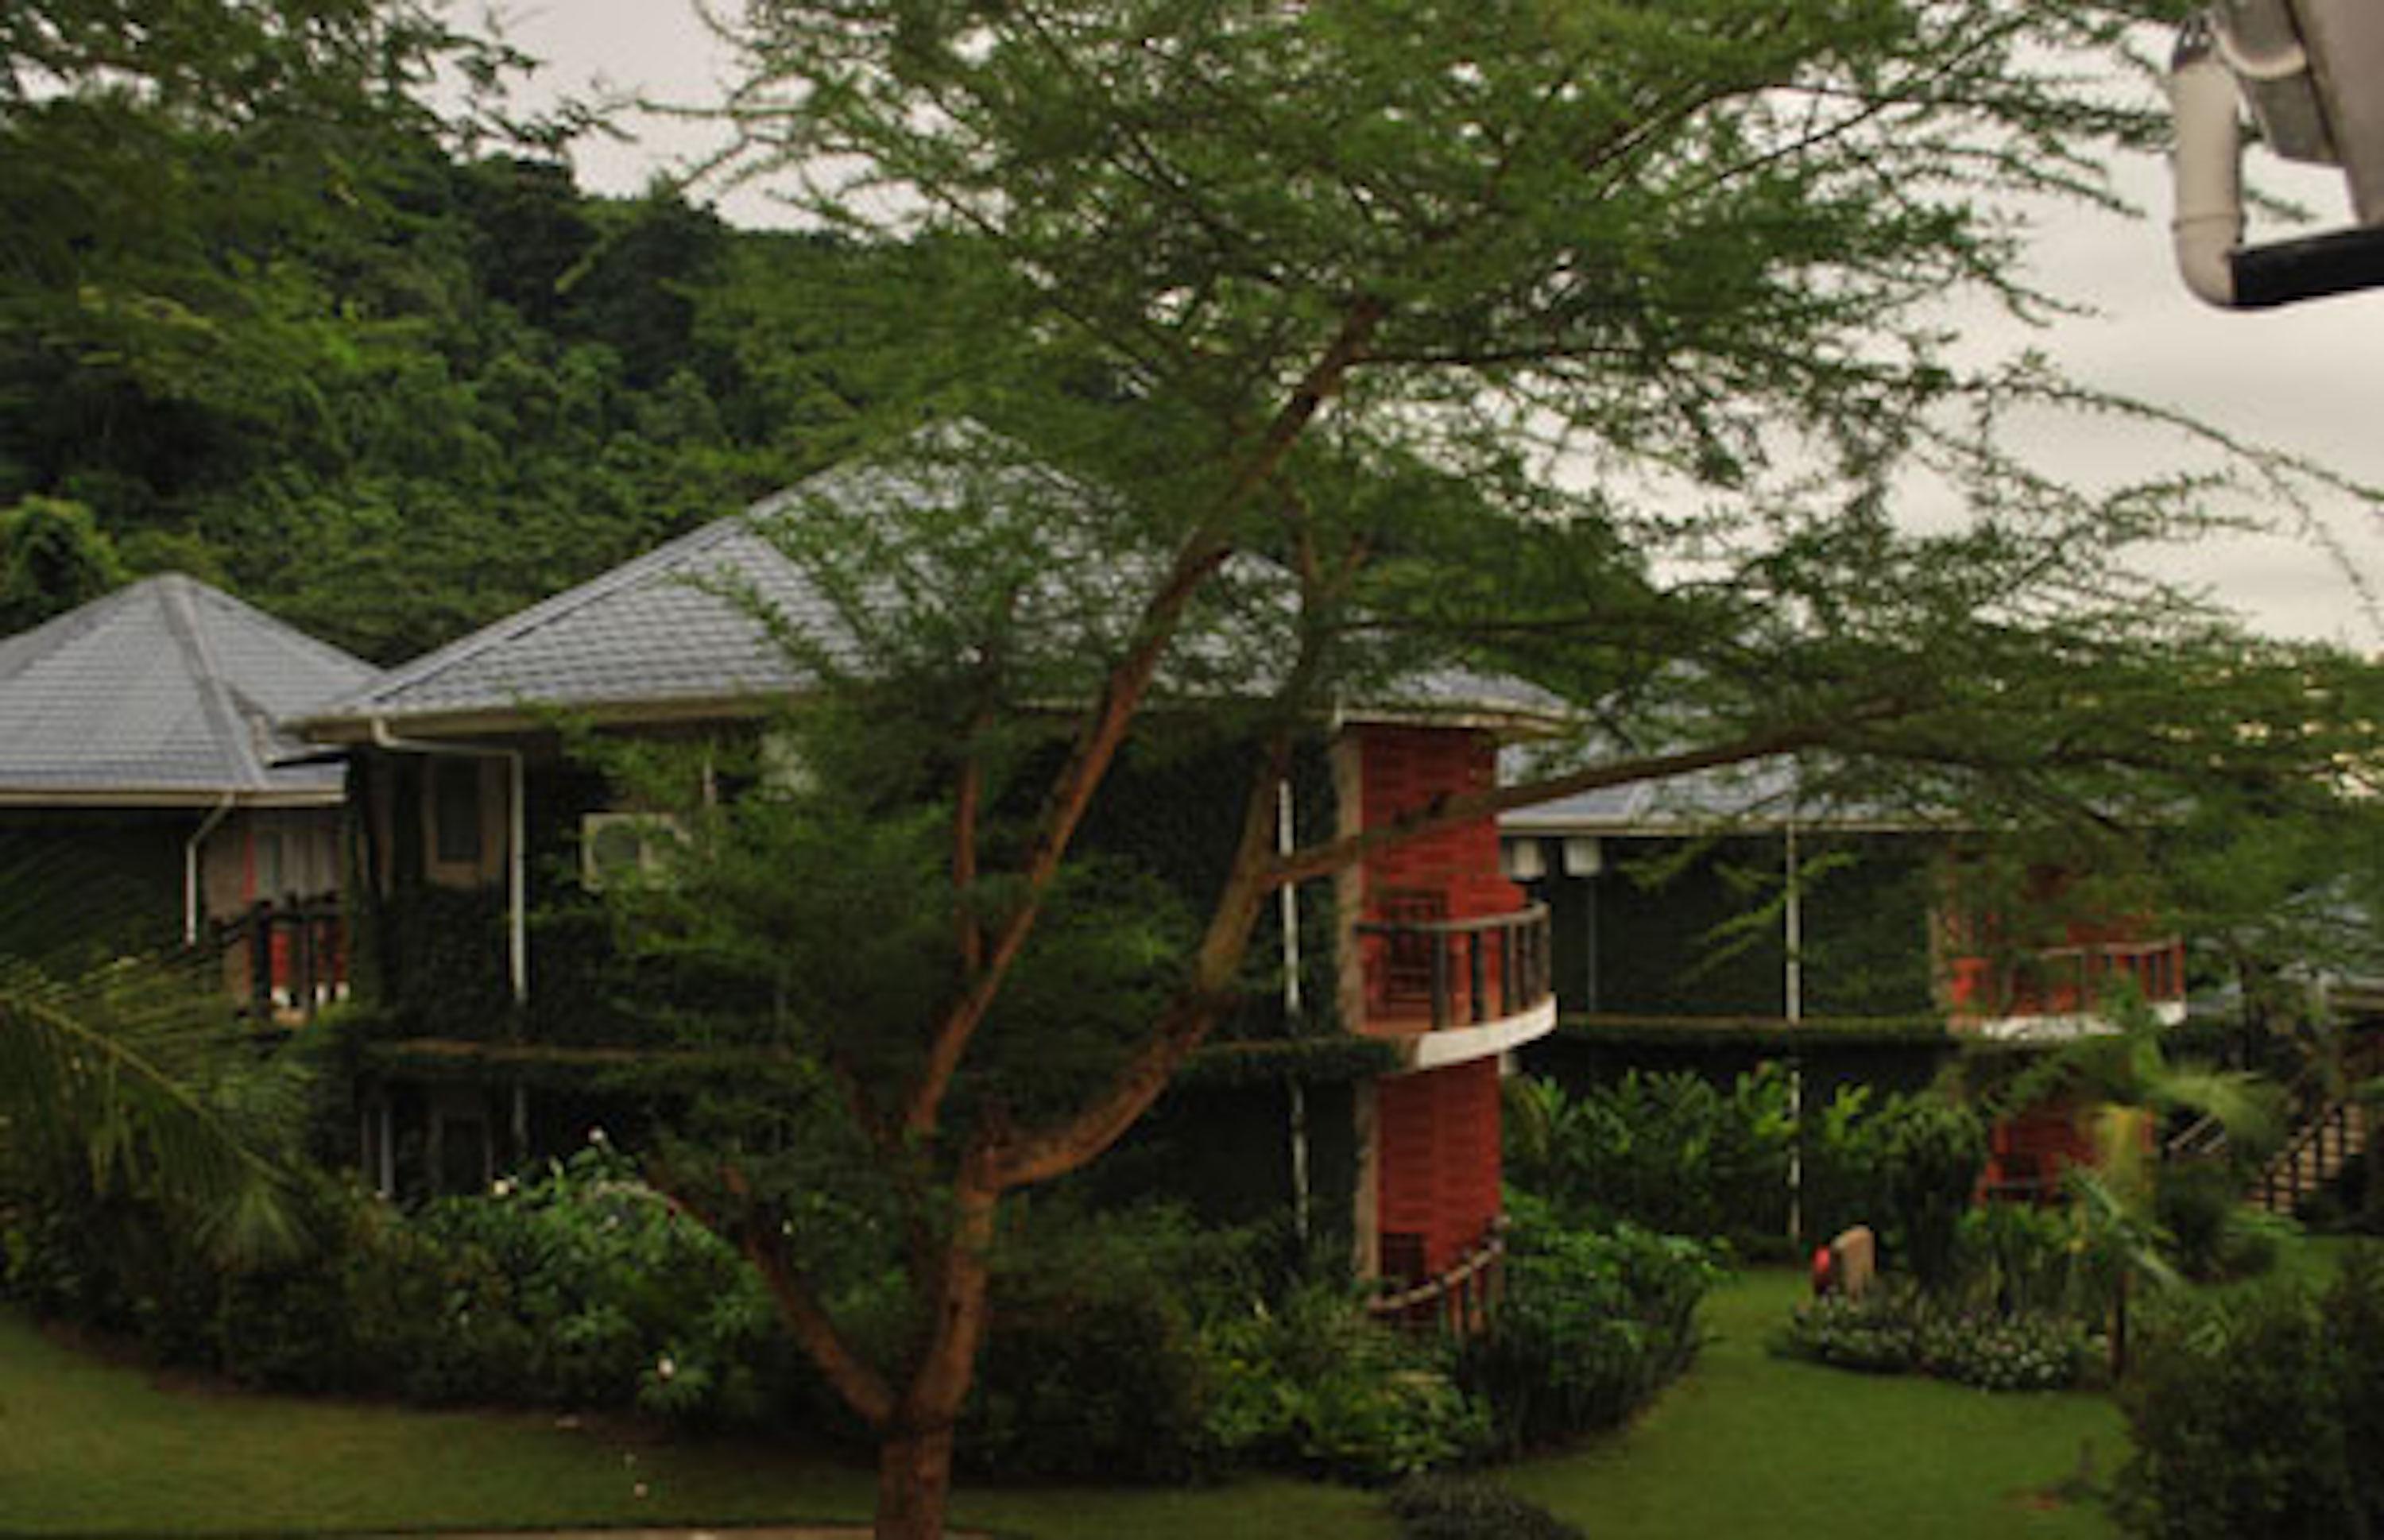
[0,2,794,662]
[0,495,124,632]
[608,6,2384,1535]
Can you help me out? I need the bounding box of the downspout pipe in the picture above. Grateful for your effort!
[184,792,237,946]
[1279,778,1310,1245]
[2172,22,2384,308]
[368,718,528,1007]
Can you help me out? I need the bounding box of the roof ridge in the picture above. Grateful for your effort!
[337,502,784,712]
[155,575,266,787]
[0,573,375,686]
[173,573,379,681]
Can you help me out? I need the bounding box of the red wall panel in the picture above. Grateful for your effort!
[1376,1058,1504,1278]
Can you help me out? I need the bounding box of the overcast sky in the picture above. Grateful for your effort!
[490,2,2384,648]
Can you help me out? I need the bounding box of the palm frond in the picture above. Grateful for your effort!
[0,958,307,1266]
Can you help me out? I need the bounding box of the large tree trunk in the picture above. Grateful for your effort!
[875,1419,959,1540]
[872,1178,999,1540]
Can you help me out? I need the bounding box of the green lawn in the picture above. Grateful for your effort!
[0,1305,1386,1539]
[1506,1267,2123,1540]
[0,1271,2127,1539]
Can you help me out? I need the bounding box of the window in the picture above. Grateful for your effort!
[430,760,482,867]
[579,811,684,891]
[252,830,284,901]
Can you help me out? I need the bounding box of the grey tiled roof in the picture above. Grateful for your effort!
[1500,754,1914,835]
[0,575,376,802]
[1372,663,1567,723]
[308,443,1569,734]
[307,509,835,727]
[1500,758,1805,834]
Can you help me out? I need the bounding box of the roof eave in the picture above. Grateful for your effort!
[1340,702,1574,737]
[0,787,345,810]
[304,689,1572,746]
[1498,810,1948,837]
[298,691,791,745]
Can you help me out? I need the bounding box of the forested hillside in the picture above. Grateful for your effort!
[1,2,861,662]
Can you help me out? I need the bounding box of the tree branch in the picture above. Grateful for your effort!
[983,734,1292,1193]
[653,1166,896,1429]
[897,296,1387,1141]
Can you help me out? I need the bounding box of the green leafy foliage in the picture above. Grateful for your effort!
[1200,1276,1491,1485]
[403,1140,796,1421]
[1776,1285,2103,1393]
[1504,1066,1948,1259]
[2115,1246,2384,1538]
[1385,1476,1584,1540]
[0,5,849,662]
[1956,1199,2092,1320]
[958,1205,1225,1481]
[0,956,306,1269]
[0,496,124,631]
[2,1139,810,1429]
[1876,1095,1987,1293]
[1503,1066,1795,1244]
[2154,1161,2287,1283]
[1454,1198,1720,1454]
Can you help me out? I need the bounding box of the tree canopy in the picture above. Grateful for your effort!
[0,2,873,658]
[569,6,2384,1537]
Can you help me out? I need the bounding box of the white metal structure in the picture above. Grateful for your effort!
[2171,0,2384,307]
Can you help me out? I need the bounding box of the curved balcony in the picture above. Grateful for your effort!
[1356,902,1557,1070]
[1948,937,2188,1040]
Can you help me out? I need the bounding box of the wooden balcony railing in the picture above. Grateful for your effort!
[1368,1219,1507,1336]
[211,895,347,1023]
[1357,903,1552,1031]
[1948,938,2185,1022]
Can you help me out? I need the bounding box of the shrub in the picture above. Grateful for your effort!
[1777,1282,2101,1392]
[2154,1162,2283,1283]
[5,1140,810,1429]
[2115,1276,2359,1538]
[1503,1067,1794,1245]
[1507,1070,1937,1257]
[961,1208,1221,1482]
[1455,1199,1718,1454]
[1875,1096,1986,1292]
[1800,1081,1894,1247]
[1913,1308,2102,1393]
[1775,1291,1920,1376]
[1956,1199,2086,1318]
[1202,1277,1490,1484]
[404,1140,791,1421]
[1386,1476,1583,1540]
[2334,1245,2384,1537]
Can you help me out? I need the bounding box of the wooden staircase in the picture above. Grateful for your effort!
[2246,1096,2371,1217]
[2165,1031,2381,1218]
